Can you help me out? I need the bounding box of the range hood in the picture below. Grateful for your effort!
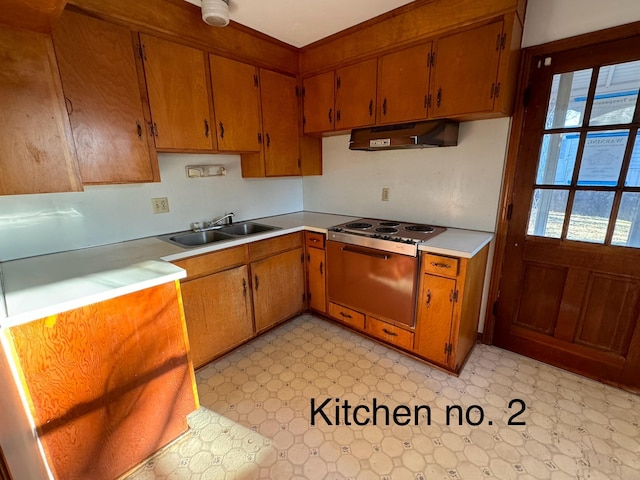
[349,120,459,151]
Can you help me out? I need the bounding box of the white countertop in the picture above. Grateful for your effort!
[0,211,492,328]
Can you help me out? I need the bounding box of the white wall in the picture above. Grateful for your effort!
[523,0,640,48]
[0,154,303,261]
[303,119,511,232]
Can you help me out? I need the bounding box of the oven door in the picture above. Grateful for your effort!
[327,240,418,327]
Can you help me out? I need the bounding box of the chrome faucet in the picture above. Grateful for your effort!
[192,212,235,232]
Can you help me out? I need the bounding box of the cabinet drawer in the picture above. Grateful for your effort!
[422,253,459,277]
[249,232,303,261]
[328,302,365,330]
[305,231,325,249]
[366,317,414,350]
[173,245,248,280]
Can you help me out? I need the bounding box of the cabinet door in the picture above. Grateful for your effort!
[260,69,300,176]
[307,247,326,313]
[303,71,335,134]
[430,21,503,118]
[140,34,213,151]
[378,43,432,124]
[335,59,377,130]
[180,265,253,369]
[53,11,158,184]
[210,55,261,152]
[252,248,305,333]
[0,25,81,195]
[414,274,456,367]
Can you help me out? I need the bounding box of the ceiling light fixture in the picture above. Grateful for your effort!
[201,0,229,27]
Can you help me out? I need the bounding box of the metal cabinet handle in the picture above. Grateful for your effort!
[64,97,73,115]
[319,261,323,275]
[254,274,259,291]
[328,108,333,124]
[426,289,432,307]
[369,99,373,116]
[339,311,352,319]
[430,262,451,269]
[382,328,398,337]
[136,121,143,140]
[383,98,387,116]
[242,278,247,297]
[266,133,271,147]
[436,88,442,108]
[204,119,210,137]
[219,122,224,139]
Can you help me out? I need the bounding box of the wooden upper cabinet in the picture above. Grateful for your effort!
[139,34,214,151]
[53,11,159,184]
[0,25,82,195]
[0,0,67,33]
[378,43,432,125]
[430,20,504,119]
[209,55,261,152]
[303,71,335,134]
[335,59,377,130]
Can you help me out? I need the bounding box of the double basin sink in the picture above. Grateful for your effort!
[159,222,280,248]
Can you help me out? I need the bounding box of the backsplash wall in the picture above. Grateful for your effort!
[0,154,303,261]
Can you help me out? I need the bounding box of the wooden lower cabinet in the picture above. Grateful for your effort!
[5,281,197,480]
[179,265,253,369]
[414,247,489,372]
[328,302,365,330]
[252,248,305,333]
[306,231,327,313]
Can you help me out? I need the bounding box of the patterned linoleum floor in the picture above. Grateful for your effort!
[126,314,640,480]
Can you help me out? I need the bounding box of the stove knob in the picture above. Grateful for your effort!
[372,234,381,239]
[382,235,391,240]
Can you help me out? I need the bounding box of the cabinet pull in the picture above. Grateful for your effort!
[430,262,451,269]
[319,261,323,275]
[310,238,319,242]
[339,311,352,319]
[328,108,333,124]
[266,133,271,147]
[382,328,398,337]
[369,99,373,117]
[204,119,210,137]
[382,98,387,116]
[64,97,73,115]
[436,88,442,108]
[136,121,143,140]
[254,274,259,291]
[426,289,432,307]
[219,121,224,139]
[242,278,247,297]
[258,132,262,144]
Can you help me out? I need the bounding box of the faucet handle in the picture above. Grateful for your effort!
[191,222,201,231]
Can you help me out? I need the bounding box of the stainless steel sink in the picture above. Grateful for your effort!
[220,222,280,236]
[158,222,280,248]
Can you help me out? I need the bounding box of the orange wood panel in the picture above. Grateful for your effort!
[422,253,460,278]
[305,231,326,249]
[53,10,159,184]
[307,246,327,313]
[378,43,432,124]
[0,0,67,33]
[7,282,197,480]
[366,317,414,351]
[335,58,378,130]
[300,135,323,176]
[140,33,214,151]
[328,302,365,330]
[249,232,303,262]
[303,71,335,134]
[172,245,249,281]
[0,25,82,195]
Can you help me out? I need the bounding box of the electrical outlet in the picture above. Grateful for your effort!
[382,187,390,202]
[151,197,169,214]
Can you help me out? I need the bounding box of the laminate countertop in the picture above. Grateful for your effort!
[0,211,492,328]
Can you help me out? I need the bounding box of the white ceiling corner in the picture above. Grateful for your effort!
[184,0,415,48]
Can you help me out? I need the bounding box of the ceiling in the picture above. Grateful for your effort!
[184,0,415,48]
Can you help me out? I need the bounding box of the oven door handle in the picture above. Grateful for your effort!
[341,245,389,260]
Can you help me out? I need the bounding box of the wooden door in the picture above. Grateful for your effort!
[210,55,261,152]
[260,69,300,176]
[377,43,432,124]
[0,25,81,195]
[53,10,158,184]
[430,21,503,118]
[303,71,335,134]
[140,34,213,151]
[252,248,305,333]
[495,37,640,390]
[414,274,456,367]
[180,266,254,369]
[307,247,326,313]
[335,59,377,130]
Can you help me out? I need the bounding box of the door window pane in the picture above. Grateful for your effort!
[527,189,569,238]
[577,130,629,186]
[566,191,615,243]
[589,60,640,126]
[536,133,578,185]
[612,193,640,248]
[626,134,640,186]
[545,69,592,129]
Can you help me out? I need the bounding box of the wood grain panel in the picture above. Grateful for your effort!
[172,245,248,281]
[336,59,378,130]
[68,0,298,74]
[307,246,326,313]
[514,262,567,335]
[53,10,159,184]
[328,302,365,330]
[0,25,82,195]
[249,232,303,262]
[8,282,196,480]
[575,273,640,355]
[366,317,414,351]
[0,0,67,33]
[180,266,254,369]
[305,231,326,249]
